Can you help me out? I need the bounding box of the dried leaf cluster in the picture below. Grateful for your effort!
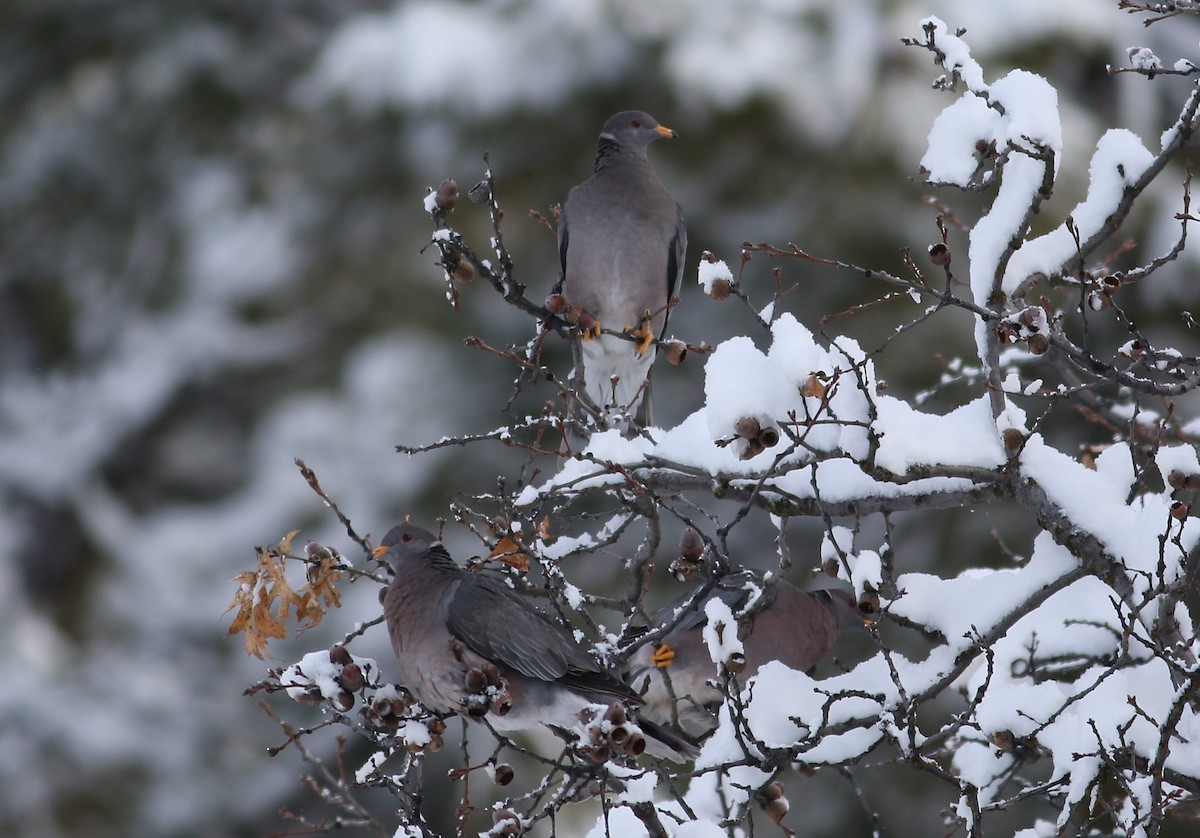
[226,530,345,658]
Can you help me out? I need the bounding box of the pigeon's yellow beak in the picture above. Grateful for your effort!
[655,124,677,139]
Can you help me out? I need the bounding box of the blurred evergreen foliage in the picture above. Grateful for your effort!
[1,1,1197,835]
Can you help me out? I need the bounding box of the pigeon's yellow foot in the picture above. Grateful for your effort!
[580,319,602,340]
[652,643,675,668]
[626,325,655,355]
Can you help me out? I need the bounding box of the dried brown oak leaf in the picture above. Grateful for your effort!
[225,530,344,658]
[486,536,530,573]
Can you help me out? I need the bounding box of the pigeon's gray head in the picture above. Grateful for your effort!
[815,587,873,633]
[371,523,439,570]
[599,110,677,151]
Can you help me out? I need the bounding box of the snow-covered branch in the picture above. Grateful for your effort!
[236,6,1200,836]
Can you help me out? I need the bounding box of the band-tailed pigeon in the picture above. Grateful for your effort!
[372,523,698,760]
[559,110,687,420]
[628,573,868,736]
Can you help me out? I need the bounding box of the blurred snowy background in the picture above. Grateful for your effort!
[2,0,1197,835]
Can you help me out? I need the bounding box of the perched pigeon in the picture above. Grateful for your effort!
[559,110,687,422]
[372,523,697,760]
[628,573,869,736]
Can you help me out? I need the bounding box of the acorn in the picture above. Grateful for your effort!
[725,652,747,674]
[1171,500,1190,520]
[763,781,786,802]
[709,277,733,300]
[1086,290,1109,312]
[603,702,627,727]
[545,293,569,314]
[765,797,790,825]
[333,691,355,712]
[608,725,630,747]
[426,718,447,736]
[1123,339,1145,360]
[1186,474,1200,492]
[465,667,487,693]
[996,321,1019,345]
[493,763,515,787]
[734,417,762,439]
[482,662,502,686]
[339,663,365,693]
[1168,469,1187,490]
[466,698,489,718]
[928,243,951,266]
[739,437,766,461]
[427,733,444,753]
[1027,333,1050,355]
[1101,275,1121,295]
[664,339,687,366]
[624,731,646,756]
[1018,307,1042,330]
[369,697,395,720]
[329,645,353,666]
[990,730,1015,751]
[858,590,881,616]
[1002,427,1025,455]
[757,426,780,448]
[450,259,475,283]
[306,541,333,560]
[575,309,596,333]
[679,527,705,561]
[435,179,458,213]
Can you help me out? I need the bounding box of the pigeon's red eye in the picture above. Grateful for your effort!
[631,119,642,129]
[401,533,413,543]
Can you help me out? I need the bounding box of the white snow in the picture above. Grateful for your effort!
[281,651,343,702]
[1127,46,1162,72]
[1020,435,1200,584]
[1157,444,1200,478]
[873,394,1006,474]
[701,598,744,665]
[397,720,432,748]
[847,550,882,599]
[356,751,387,783]
[696,257,734,294]
[1002,130,1154,294]
[922,93,997,187]
[281,649,379,703]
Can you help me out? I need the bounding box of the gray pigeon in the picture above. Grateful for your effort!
[628,573,868,736]
[559,110,687,421]
[372,523,698,760]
